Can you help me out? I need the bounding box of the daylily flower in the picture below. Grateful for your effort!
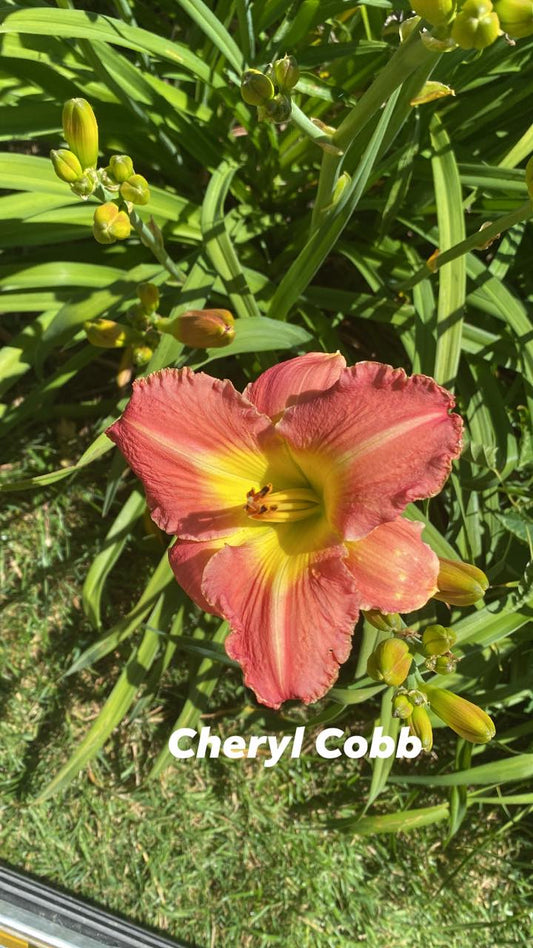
[107,353,462,708]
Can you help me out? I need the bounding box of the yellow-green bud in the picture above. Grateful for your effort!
[424,687,496,743]
[525,156,533,199]
[434,558,489,606]
[108,154,135,184]
[120,174,150,206]
[62,98,99,170]
[92,202,132,244]
[392,693,413,720]
[362,610,403,632]
[272,54,300,91]
[366,638,412,687]
[411,0,457,25]
[50,148,83,183]
[136,282,159,313]
[409,706,433,752]
[158,309,235,349]
[84,318,142,348]
[132,345,153,366]
[260,93,292,124]
[433,652,459,674]
[70,168,98,198]
[422,624,457,656]
[451,0,500,48]
[494,0,533,36]
[240,69,275,106]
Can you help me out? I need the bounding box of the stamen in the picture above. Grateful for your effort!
[245,485,320,522]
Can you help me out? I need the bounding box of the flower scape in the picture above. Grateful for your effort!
[107,352,468,712]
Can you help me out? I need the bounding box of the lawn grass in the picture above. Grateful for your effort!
[1,435,532,948]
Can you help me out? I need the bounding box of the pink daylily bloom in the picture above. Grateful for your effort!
[107,353,462,709]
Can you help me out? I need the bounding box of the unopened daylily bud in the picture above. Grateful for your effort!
[159,309,235,349]
[363,610,402,632]
[70,168,98,198]
[137,282,159,313]
[93,202,132,244]
[434,558,489,606]
[526,156,533,199]
[422,624,457,656]
[62,98,99,170]
[260,93,292,124]
[366,638,412,687]
[117,347,134,388]
[411,0,457,25]
[84,318,142,348]
[424,687,496,743]
[272,54,300,91]
[241,69,275,106]
[132,345,153,366]
[451,0,501,48]
[409,706,433,752]
[494,0,533,36]
[392,692,413,719]
[108,154,135,184]
[50,148,83,183]
[120,174,150,206]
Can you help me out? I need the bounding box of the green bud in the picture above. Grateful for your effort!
[132,345,153,366]
[525,156,533,199]
[108,154,135,184]
[92,202,132,244]
[128,302,150,331]
[423,687,496,743]
[62,98,99,170]
[422,624,457,657]
[451,0,501,48]
[411,0,457,25]
[50,148,83,183]
[366,638,412,687]
[392,693,413,720]
[272,54,300,91]
[363,610,403,632]
[434,558,489,606]
[84,318,142,348]
[70,168,98,198]
[158,308,236,349]
[433,652,459,674]
[120,173,150,206]
[494,0,533,36]
[136,282,160,313]
[259,93,292,124]
[240,69,275,106]
[409,706,433,752]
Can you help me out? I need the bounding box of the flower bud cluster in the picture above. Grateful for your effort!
[413,0,532,50]
[50,98,150,246]
[240,54,299,125]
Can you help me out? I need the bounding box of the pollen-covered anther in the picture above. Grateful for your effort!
[245,485,320,522]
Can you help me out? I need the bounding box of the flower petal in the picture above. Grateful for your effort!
[345,517,439,613]
[201,520,359,708]
[278,362,463,540]
[243,351,346,420]
[169,536,224,614]
[107,368,303,539]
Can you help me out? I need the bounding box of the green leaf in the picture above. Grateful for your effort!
[390,754,533,787]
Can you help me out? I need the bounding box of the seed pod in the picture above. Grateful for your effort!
[136,282,160,313]
[363,610,403,632]
[451,0,501,48]
[434,558,489,606]
[409,706,433,752]
[120,174,150,206]
[108,154,135,184]
[411,0,457,25]
[424,687,496,743]
[272,54,300,91]
[494,0,533,37]
[84,319,142,348]
[92,202,132,244]
[158,309,236,349]
[70,168,98,198]
[260,93,292,124]
[62,98,99,170]
[422,624,457,656]
[366,638,413,687]
[50,148,83,183]
[241,69,275,106]
[433,652,459,674]
[392,693,413,720]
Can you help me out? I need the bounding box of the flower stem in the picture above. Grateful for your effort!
[128,208,187,284]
